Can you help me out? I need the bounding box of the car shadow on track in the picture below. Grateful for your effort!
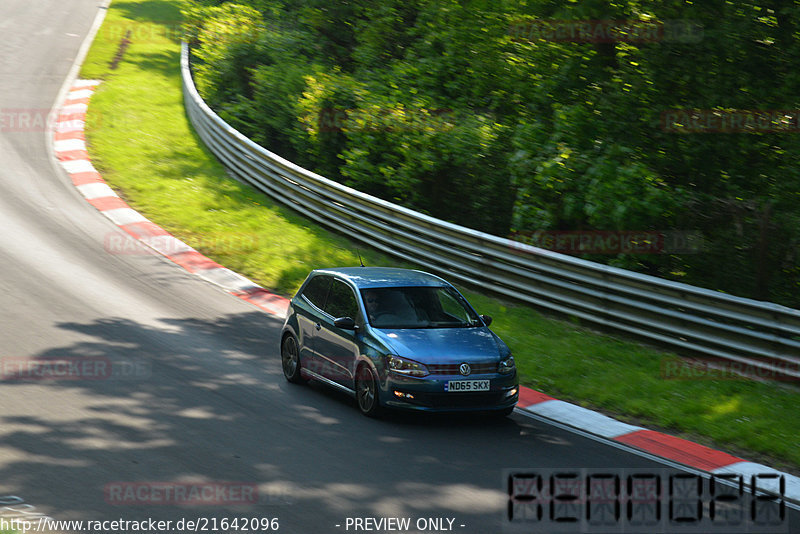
[299,378,520,428]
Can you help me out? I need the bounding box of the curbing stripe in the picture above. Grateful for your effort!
[141,235,194,256]
[526,399,644,439]
[60,103,88,113]
[55,121,85,134]
[236,288,291,316]
[167,250,223,273]
[613,429,743,471]
[64,97,91,107]
[54,139,86,152]
[87,196,130,212]
[102,207,149,226]
[61,159,95,174]
[67,88,96,100]
[61,103,89,113]
[70,171,104,186]
[58,111,86,123]
[77,182,118,200]
[517,387,555,408]
[195,268,260,293]
[56,149,91,161]
[55,130,85,142]
[119,221,171,240]
[72,79,103,88]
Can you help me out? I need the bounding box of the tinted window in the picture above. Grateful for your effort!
[361,286,481,329]
[325,279,358,319]
[301,275,332,309]
[438,289,474,323]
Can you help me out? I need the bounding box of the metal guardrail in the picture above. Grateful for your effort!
[181,43,800,378]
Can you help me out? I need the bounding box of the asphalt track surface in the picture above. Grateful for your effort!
[0,2,797,533]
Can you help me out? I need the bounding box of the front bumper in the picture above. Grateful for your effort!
[381,371,519,412]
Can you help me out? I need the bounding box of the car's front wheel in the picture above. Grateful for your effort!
[496,405,515,417]
[355,365,382,417]
[281,334,305,384]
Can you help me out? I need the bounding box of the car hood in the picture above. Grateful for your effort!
[370,326,506,363]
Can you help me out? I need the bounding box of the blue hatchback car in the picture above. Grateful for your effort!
[280,267,518,416]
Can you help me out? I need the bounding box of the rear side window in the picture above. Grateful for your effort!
[324,279,358,319]
[301,275,332,309]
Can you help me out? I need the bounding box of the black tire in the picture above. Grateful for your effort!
[483,405,515,418]
[496,405,515,417]
[281,335,305,384]
[355,365,382,417]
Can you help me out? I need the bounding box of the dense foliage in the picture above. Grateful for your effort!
[183,0,800,307]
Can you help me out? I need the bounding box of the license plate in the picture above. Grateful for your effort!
[445,380,490,392]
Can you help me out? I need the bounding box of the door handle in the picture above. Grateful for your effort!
[315,323,321,331]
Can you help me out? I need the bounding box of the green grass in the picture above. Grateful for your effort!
[81,0,800,470]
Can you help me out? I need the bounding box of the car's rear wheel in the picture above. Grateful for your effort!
[281,335,305,384]
[355,365,381,417]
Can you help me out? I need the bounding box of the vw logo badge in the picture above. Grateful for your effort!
[459,363,471,376]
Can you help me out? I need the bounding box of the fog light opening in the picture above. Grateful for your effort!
[506,388,518,397]
[393,390,415,400]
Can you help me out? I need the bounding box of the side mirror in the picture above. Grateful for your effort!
[479,314,493,326]
[334,316,357,330]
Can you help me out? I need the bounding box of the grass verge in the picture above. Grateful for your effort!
[80,0,800,470]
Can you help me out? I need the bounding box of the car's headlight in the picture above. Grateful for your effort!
[498,355,516,374]
[387,355,429,377]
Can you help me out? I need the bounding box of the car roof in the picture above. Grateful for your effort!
[311,267,450,289]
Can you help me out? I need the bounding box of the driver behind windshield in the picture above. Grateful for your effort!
[364,290,382,323]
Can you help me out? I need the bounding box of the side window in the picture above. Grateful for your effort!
[324,279,358,319]
[301,275,332,310]
[439,288,471,322]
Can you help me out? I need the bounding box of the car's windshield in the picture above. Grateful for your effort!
[361,286,482,329]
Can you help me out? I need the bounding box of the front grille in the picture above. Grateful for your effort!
[427,362,496,375]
